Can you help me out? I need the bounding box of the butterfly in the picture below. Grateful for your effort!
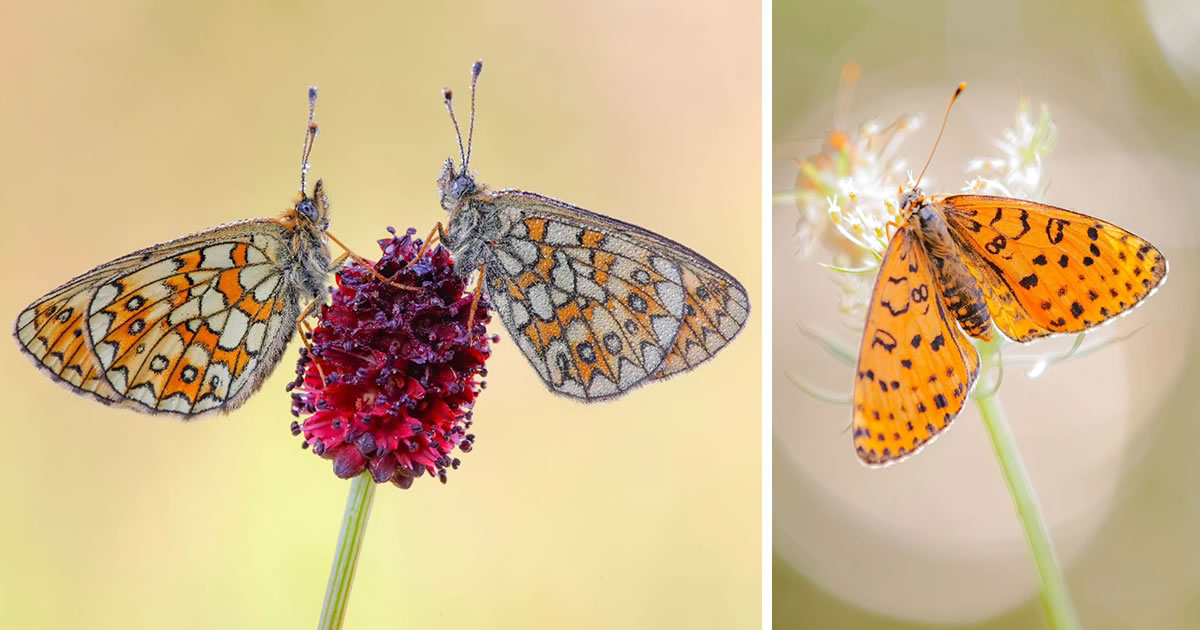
[790,63,920,260]
[795,61,919,195]
[13,88,355,417]
[433,61,750,402]
[851,85,1168,466]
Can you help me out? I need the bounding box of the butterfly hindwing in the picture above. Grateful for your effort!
[477,191,748,401]
[15,219,305,416]
[14,274,134,408]
[853,227,980,466]
[939,195,1168,342]
[651,263,750,381]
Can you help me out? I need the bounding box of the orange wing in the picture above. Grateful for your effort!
[852,227,981,466]
[939,195,1168,342]
[14,222,298,416]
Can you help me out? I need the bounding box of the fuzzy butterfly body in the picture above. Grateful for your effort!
[14,90,338,417]
[852,189,1167,465]
[437,62,750,402]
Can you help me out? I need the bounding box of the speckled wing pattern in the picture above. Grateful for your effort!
[852,227,980,465]
[14,220,300,416]
[939,195,1168,342]
[479,191,749,401]
[853,192,1168,466]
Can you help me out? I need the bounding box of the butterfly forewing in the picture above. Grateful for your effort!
[939,195,1168,342]
[853,227,980,466]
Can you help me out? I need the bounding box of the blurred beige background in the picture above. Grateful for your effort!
[774,0,1200,628]
[0,2,761,629]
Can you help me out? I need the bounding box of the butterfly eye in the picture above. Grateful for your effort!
[451,174,476,198]
[296,199,319,222]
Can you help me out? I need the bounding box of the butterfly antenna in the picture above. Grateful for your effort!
[465,59,483,170]
[443,87,467,169]
[299,86,319,194]
[914,82,966,188]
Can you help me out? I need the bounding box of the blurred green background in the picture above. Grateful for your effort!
[0,2,760,628]
[774,0,1200,628]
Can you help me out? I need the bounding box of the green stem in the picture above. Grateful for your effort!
[974,340,1081,630]
[318,473,377,630]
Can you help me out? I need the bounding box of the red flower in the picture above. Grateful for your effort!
[288,227,495,488]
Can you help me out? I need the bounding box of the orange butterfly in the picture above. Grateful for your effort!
[852,85,1168,466]
[795,61,918,195]
[13,88,372,416]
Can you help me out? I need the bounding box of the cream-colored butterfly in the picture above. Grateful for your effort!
[433,61,751,401]
[13,88,375,416]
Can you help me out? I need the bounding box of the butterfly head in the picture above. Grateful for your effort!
[899,187,925,216]
[291,179,332,233]
[438,157,478,214]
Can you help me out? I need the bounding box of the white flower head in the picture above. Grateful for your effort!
[964,98,1057,202]
[792,114,923,262]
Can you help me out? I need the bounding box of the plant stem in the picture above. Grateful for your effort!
[318,473,377,630]
[974,340,1081,630]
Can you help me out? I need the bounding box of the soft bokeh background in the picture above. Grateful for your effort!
[774,1,1200,628]
[0,2,760,628]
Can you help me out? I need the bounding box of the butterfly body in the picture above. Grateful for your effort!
[909,190,993,340]
[852,188,1167,466]
[14,181,335,417]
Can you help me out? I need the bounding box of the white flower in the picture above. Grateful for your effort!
[790,115,923,261]
[964,99,1057,202]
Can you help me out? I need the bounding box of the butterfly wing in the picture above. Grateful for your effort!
[938,195,1168,342]
[477,190,749,401]
[853,226,980,466]
[14,257,144,409]
[14,219,303,416]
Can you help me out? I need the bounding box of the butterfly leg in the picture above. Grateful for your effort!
[329,250,351,271]
[325,231,419,291]
[464,261,485,341]
[884,219,903,240]
[407,222,445,268]
[295,299,328,385]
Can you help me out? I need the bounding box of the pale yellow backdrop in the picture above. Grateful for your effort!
[0,2,761,629]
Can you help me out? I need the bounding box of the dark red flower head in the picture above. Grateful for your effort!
[288,227,495,488]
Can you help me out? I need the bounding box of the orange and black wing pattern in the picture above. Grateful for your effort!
[939,195,1167,342]
[14,222,299,416]
[852,227,980,466]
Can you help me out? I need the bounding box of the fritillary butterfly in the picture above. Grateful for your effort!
[795,61,919,194]
[436,61,751,401]
[852,85,1168,465]
[13,88,359,416]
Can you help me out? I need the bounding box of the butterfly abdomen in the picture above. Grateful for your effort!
[933,257,991,340]
[914,201,992,340]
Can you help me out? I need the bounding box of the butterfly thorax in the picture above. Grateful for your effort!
[905,190,993,340]
[437,159,517,279]
[277,180,334,303]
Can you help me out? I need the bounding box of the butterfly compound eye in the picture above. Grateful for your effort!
[296,198,319,222]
